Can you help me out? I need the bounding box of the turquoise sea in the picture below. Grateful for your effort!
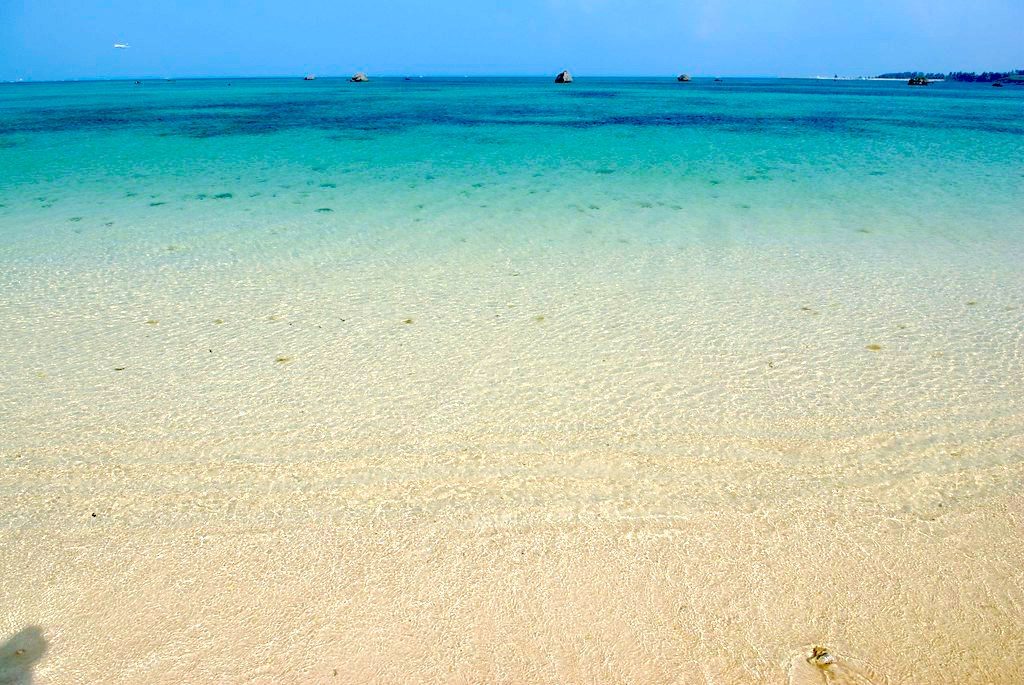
[2,77,1022,261]
[2,78,1024,683]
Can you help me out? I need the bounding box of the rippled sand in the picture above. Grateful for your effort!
[2,240,1023,683]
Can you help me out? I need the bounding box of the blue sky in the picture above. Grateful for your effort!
[1,0,1021,80]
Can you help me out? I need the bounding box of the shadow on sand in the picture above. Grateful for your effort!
[0,627,47,685]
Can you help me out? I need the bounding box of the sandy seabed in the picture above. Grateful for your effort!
[3,245,1024,683]
[2,438,1023,684]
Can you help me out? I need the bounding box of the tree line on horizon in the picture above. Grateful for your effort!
[877,70,1024,82]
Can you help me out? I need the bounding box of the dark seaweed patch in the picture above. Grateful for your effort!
[2,85,1021,141]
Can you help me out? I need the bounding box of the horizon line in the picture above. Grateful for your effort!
[5,65,1019,84]
[0,72,956,84]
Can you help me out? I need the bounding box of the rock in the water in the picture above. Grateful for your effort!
[350,72,369,82]
[555,70,573,84]
[677,74,691,82]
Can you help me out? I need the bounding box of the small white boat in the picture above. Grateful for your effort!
[303,74,316,81]
[114,43,130,49]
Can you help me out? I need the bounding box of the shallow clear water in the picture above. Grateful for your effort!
[1,77,1023,683]
[2,77,1022,457]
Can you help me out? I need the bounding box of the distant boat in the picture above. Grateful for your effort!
[350,72,369,82]
[303,74,316,81]
[908,76,929,86]
[554,70,573,84]
[677,74,691,82]
[114,43,130,49]
[993,82,1004,87]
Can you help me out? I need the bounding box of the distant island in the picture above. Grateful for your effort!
[877,70,1024,83]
